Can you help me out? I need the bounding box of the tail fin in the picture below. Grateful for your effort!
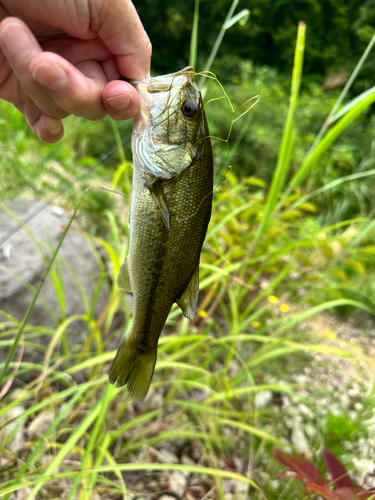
[109,337,157,401]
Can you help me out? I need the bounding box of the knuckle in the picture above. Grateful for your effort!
[74,102,106,120]
[57,80,105,120]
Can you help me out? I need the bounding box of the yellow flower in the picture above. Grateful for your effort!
[199,310,207,318]
[325,329,335,339]
[251,321,261,328]
[279,304,290,313]
[268,295,278,303]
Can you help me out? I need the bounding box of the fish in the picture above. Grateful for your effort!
[109,67,213,400]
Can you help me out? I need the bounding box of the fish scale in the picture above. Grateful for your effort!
[109,68,213,400]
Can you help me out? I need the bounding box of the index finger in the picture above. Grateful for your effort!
[90,0,151,80]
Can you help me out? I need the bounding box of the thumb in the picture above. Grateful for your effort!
[90,0,151,80]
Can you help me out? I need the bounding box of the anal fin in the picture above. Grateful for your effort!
[177,265,199,320]
[117,258,132,293]
[146,180,170,230]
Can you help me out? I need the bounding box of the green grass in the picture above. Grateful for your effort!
[1,12,375,500]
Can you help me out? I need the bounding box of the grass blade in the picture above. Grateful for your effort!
[189,0,200,69]
[287,89,375,192]
[1,463,259,497]
[27,399,102,499]
[255,22,306,242]
[198,0,245,87]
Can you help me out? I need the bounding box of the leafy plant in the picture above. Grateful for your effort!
[275,447,375,499]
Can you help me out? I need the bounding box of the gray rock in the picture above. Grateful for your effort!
[10,486,33,500]
[168,470,187,497]
[0,199,108,380]
[0,405,25,454]
[255,390,273,409]
[290,423,310,452]
[27,410,55,439]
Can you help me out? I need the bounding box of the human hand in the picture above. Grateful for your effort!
[0,0,151,143]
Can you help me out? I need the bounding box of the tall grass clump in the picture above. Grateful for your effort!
[1,8,375,500]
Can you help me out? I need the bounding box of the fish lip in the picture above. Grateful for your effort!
[132,67,195,97]
[132,66,195,101]
[128,66,194,86]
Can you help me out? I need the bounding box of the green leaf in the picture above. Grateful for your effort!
[361,246,375,254]
[345,259,365,276]
[243,177,267,188]
[298,202,317,213]
[328,85,375,125]
[330,269,347,281]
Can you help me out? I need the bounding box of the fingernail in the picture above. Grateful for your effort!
[33,63,67,90]
[48,121,62,135]
[107,95,131,109]
[0,23,33,60]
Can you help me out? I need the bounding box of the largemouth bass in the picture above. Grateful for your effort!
[109,67,213,400]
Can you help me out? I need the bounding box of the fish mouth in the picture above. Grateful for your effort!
[132,67,196,133]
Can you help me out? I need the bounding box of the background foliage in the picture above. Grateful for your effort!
[1,1,375,499]
[139,0,375,86]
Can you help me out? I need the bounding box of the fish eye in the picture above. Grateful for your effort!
[181,99,197,119]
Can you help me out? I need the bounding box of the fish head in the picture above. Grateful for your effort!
[132,67,208,179]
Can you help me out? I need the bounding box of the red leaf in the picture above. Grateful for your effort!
[323,448,353,488]
[306,482,341,499]
[356,489,375,499]
[275,449,326,484]
[334,487,371,500]
[224,459,235,469]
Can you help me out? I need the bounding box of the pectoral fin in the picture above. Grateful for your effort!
[117,258,132,293]
[177,265,199,320]
[146,181,170,230]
